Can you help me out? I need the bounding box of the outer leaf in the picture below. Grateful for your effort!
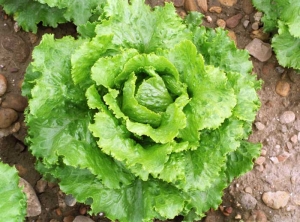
[280,0,300,37]
[272,21,300,70]
[95,0,189,53]
[0,162,26,222]
[0,0,66,33]
[36,0,106,25]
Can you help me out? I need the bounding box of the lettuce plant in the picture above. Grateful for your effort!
[0,162,26,222]
[0,0,106,33]
[23,0,261,221]
[252,0,300,70]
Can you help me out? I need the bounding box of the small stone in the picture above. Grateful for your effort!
[10,67,19,73]
[2,94,28,112]
[55,208,62,216]
[277,152,290,163]
[255,122,265,130]
[286,205,297,211]
[286,141,293,151]
[0,108,18,129]
[197,0,208,12]
[173,0,184,7]
[13,22,20,32]
[226,13,243,28]
[252,22,260,30]
[209,6,222,13]
[275,66,285,74]
[50,220,60,222]
[240,193,257,210]
[227,31,237,45]
[79,206,88,215]
[35,179,48,193]
[291,135,298,144]
[255,164,264,172]
[270,156,279,164]
[222,206,233,216]
[15,142,25,152]
[245,187,253,194]
[243,20,250,28]
[218,0,237,7]
[298,132,300,141]
[19,178,42,217]
[15,164,28,177]
[279,111,296,124]
[254,11,263,22]
[184,0,198,11]
[63,215,75,222]
[0,74,7,96]
[206,16,213,23]
[255,156,266,165]
[262,191,290,209]
[176,8,187,19]
[245,38,272,62]
[260,149,267,156]
[251,29,270,41]
[246,210,267,222]
[65,194,76,207]
[235,214,242,220]
[242,0,254,14]
[73,216,95,222]
[28,32,39,44]
[276,80,290,97]
[216,19,226,28]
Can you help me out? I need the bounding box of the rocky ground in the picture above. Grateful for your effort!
[0,0,299,222]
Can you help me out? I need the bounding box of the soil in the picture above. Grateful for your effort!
[0,0,299,222]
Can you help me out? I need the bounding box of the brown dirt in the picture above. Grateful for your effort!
[0,0,299,221]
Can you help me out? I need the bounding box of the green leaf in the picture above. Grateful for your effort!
[95,0,189,53]
[36,0,106,25]
[272,21,300,70]
[0,0,66,33]
[0,162,26,222]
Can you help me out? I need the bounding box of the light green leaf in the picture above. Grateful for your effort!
[0,162,26,222]
[272,21,300,70]
[95,0,189,53]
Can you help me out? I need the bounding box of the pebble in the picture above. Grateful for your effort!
[243,20,250,28]
[262,191,290,209]
[227,31,237,45]
[270,156,279,164]
[63,215,75,222]
[275,80,290,97]
[279,111,295,124]
[277,152,290,163]
[226,13,243,28]
[0,74,7,96]
[260,149,267,156]
[209,6,222,13]
[28,32,39,44]
[242,0,254,14]
[245,187,253,194]
[184,0,198,11]
[1,35,30,63]
[239,193,257,210]
[0,108,18,129]
[216,19,226,29]
[255,122,265,130]
[255,164,264,172]
[275,66,285,74]
[235,214,242,219]
[254,11,263,22]
[252,22,260,30]
[206,16,213,23]
[298,132,300,141]
[245,38,272,62]
[251,29,270,41]
[2,94,28,112]
[255,156,266,165]
[19,178,42,217]
[197,0,208,12]
[0,121,20,138]
[65,194,76,207]
[291,135,298,144]
[79,206,88,215]
[246,210,267,222]
[218,0,237,7]
[286,141,293,151]
[35,179,48,193]
[73,216,95,222]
